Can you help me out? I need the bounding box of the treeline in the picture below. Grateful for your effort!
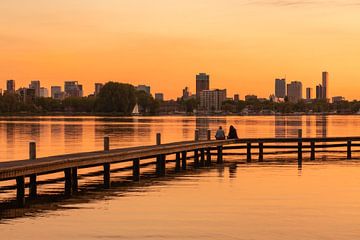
[0,82,158,115]
[222,99,360,114]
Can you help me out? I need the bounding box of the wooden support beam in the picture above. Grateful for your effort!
[175,152,181,172]
[182,151,187,170]
[206,148,211,166]
[347,140,352,160]
[247,143,252,163]
[217,146,223,164]
[258,142,263,162]
[29,141,37,199]
[158,154,166,176]
[16,176,25,207]
[133,158,140,181]
[200,149,205,167]
[64,168,73,196]
[298,129,303,167]
[194,149,199,168]
[103,163,110,189]
[310,141,316,161]
[72,167,78,193]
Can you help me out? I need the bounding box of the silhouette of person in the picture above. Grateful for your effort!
[227,125,239,139]
[215,126,226,140]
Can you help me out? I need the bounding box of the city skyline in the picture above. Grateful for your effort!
[1,1,360,100]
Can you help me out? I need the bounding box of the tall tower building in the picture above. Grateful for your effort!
[196,73,210,98]
[6,80,15,93]
[306,87,313,100]
[286,81,303,103]
[29,80,41,97]
[322,71,329,100]
[275,78,286,98]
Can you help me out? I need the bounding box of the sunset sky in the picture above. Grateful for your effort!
[1,0,360,100]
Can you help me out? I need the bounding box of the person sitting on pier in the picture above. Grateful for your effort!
[227,125,239,139]
[215,126,226,140]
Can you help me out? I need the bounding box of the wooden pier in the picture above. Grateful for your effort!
[0,130,359,207]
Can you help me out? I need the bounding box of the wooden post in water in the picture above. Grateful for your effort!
[200,149,205,167]
[310,141,316,161]
[298,129,303,167]
[156,133,162,176]
[103,136,110,189]
[247,143,252,163]
[175,152,181,172]
[29,141,37,199]
[160,154,166,176]
[133,158,140,181]
[16,176,25,207]
[206,129,211,166]
[64,168,73,196]
[181,151,187,170]
[347,140,352,160]
[207,129,211,141]
[72,167,78,193]
[195,129,199,141]
[258,142,264,162]
[217,146,223,164]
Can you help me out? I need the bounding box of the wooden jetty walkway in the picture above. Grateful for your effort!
[0,129,359,207]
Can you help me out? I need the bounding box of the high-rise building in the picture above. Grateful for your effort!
[196,73,210,98]
[275,78,286,98]
[199,89,226,111]
[316,84,323,100]
[18,88,35,103]
[234,94,240,102]
[94,83,103,96]
[64,81,82,97]
[51,86,62,99]
[286,81,302,103]
[136,85,151,95]
[182,87,190,100]
[6,80,15,93]
[306,87,313,100]
[40,87,49,98]
[322,71,329,100]
[29,80,41,97]
[332,96,345,103]
[155,93,164,101]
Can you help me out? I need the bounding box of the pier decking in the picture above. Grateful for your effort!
[0,130,359,207]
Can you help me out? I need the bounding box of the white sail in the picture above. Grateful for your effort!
[132,103,140,115]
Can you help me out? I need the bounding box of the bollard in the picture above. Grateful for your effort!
[195,129,199,141]
[156,133,161,145]
[133,158,140,181]
[207,129,211,141]
[29,141,37,199]
[298,129,303,167]
[347,140,352,160]
[247,143,252,163]
[310,141,316,161]
[182,151,187,170]
[258,142,264,162]
[104,136,110,151]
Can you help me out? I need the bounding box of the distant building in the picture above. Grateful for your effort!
[287,81,302,103]
[199,89,227,111]
[6,80,15,94]
[332,96,345,103]
[94,83,103,96]
[275,78,286,98]
[234,94,240,102]
[196,73,210,98]
[322,71,329,101]
[182,87,190,100]
[40,87,49,98]
[51,86,64,100]
[155,93,164,101]
[136,85,151,95]
[64,81,83,97]
[316,84,323,100]
[18,88,35,103]
[245,95,258,101]
[29,80,41,97]
[306,87,313,100]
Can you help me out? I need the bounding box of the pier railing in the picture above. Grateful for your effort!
[0,129,359,207]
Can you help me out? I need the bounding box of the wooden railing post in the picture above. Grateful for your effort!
[206,148,212,166]
[175,152,181,172]
[156,133,165,176]
[103,136,110,189]
[195,129,199,141]
[194,149,199,168]
[133,158,140,181]
[207,129,211,141]
[29,141,37,199]
[247,143,252,163]
[298,129,303,167]
[347,140,352,160]
[16,176,25,207]
[64,168,73,196]
[258,142,264,162]
[310,141,316,161]
[217,146,223,164]
[72,167,78,193]
[181,151,187,170]
[200,149,205,167]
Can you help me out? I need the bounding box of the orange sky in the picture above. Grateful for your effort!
[1,0,360,100]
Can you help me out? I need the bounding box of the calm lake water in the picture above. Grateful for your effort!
[1,115,360,239]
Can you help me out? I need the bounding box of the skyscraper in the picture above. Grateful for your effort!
[29,80,41,97]
[199,89,227,111]
[316,84,323,100]
[306,87,313,100]
[286,81,302,103]
[322,71,329,100]
[275,78,286,98]
[40,87,49,98]
[94,83,103,96]
[196,73,210,98]
[64,81,82,97]
[51,86,64,100]
[6,80,15,93]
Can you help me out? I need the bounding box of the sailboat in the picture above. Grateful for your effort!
[132,103,140,116]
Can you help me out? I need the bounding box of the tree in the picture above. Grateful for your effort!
[95,82,136,114]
